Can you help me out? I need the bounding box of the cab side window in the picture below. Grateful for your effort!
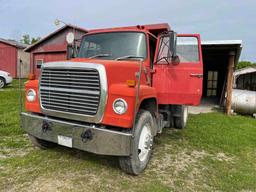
[156,36,171,64]
[156,36,200,64]
[176,37,199,63]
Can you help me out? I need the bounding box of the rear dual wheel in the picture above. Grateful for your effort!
[118,110,154,175]
[174,105,188,129]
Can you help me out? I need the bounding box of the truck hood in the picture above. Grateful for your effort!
[69,58,143,86]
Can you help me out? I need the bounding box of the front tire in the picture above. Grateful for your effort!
[28,134,56,149]
[174,105,188,129]
[0,77,6,89]
[118,110,154,175]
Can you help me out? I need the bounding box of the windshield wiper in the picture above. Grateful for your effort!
[89,53,111,59]
[115,55,144,61]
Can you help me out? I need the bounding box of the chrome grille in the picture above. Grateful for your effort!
[40,68,100,116]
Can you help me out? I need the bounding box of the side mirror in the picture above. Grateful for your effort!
[67,45,74,60]
[169,31,179,64]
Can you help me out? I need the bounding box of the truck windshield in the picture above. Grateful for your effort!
[78,32,147,60]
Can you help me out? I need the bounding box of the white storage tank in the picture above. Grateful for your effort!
[231,89,256,115]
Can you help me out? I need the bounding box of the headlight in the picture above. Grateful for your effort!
[113,98,128,115]
[26,89,36,102]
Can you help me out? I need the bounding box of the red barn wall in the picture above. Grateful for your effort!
[0,42,17,77]
[29,28,86,78]
[33,52,66,77]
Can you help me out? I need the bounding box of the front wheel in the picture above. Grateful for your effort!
[118,110,154,175]
[0,77,6,89]
[174,105,188,129]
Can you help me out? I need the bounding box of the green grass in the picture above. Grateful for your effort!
[0,80,256,191]
[0,79,26,136]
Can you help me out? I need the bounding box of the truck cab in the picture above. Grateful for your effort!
[22,23,203,175]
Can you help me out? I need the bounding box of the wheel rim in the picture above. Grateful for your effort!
[138,124,153,162]
[183,106,188,124]
[0,79,4,88]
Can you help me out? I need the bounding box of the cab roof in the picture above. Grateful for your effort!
[88,23,170,37]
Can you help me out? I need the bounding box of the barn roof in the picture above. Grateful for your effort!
[0,38,28,49]
[24,24,88,52]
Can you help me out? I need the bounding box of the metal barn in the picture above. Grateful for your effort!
[0,38,29,78]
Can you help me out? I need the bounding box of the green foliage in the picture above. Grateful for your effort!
[236,61,256,70]
[20,34,30,45]
[31,37,41,44]
[20,34,41,45]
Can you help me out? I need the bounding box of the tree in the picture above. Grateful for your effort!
[31,37,41,44]
[20,34,41,45]
[21,34,30,45]
[236,61,256,70]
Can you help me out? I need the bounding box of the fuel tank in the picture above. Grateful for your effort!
[231,89,256,115]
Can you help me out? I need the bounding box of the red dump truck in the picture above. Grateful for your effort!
[21,23,203,175]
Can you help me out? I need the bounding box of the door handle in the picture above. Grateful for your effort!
[190,73,203,78]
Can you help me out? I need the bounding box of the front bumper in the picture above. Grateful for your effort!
[21,112,132,156]
[6,76,13,84]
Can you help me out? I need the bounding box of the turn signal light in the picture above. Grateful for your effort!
[28,74,35,80]
[126,80,136,87]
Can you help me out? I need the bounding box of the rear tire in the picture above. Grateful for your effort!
[28,134,56,149]
[174,105,188,129]
[118,110,154,175]
[0,77,6,89]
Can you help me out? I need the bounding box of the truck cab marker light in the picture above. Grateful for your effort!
[127,80,136,87]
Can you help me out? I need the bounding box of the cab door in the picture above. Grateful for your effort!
[152,34,203,105]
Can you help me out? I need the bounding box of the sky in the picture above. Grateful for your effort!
[0,0,255,62]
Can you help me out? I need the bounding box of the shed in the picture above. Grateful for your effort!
[233,66,256,91]
[201,40,242,114]
[25,24,88,78]
[0,38,29,78]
